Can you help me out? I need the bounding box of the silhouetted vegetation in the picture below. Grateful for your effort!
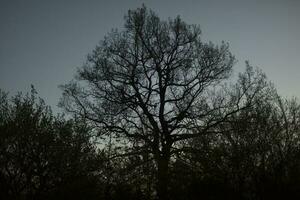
[1,6,300,200]
[0,87,105,200]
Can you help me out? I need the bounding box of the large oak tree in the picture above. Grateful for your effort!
[60,6,268,200]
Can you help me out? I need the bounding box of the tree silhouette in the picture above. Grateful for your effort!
[0,87,103,200]
[60,6,269,200]
[179,80,300,199]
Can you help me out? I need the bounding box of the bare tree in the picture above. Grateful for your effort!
[60,6,267,200]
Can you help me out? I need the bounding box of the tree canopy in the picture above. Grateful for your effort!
[60,6,272,200]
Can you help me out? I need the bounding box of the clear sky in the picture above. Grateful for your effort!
[1,0,299,113]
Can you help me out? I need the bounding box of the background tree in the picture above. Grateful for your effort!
[0,87,103,200]
[167,65,273,200]
[60,6,268,200]
[178,73,300,200]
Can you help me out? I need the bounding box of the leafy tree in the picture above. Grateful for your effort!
[0,87,103,200]
[60,6,268,199]
[166,65,272,200]
[184,78,300,199]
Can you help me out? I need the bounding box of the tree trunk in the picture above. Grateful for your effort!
[156,155,170,200]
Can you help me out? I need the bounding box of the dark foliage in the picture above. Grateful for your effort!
[0,88,103,200]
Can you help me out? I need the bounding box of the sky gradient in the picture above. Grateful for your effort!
[1,0,299,113]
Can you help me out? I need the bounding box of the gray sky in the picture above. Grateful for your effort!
[1,0,300,113]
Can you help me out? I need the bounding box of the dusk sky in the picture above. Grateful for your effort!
[1,0,299,113]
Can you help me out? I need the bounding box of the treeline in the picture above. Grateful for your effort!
[1,88,300,200]
[2,6,300,200]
